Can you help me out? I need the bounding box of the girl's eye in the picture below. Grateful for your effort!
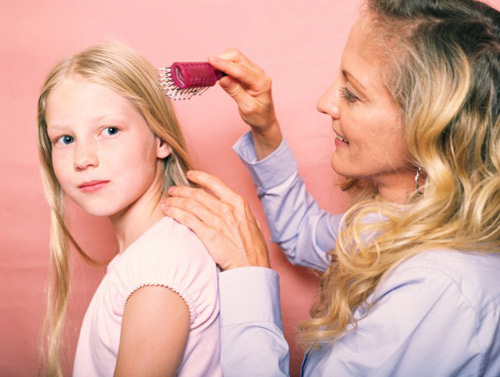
[102,127,119,136]
[55,135,74,146]
[339,87,359,103]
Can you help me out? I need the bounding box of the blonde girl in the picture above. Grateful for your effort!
[38,41,221,376]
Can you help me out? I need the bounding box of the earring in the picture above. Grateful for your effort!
[415,167,422,190]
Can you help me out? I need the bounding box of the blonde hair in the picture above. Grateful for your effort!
[300,0,500,348]
[37,41,194,376]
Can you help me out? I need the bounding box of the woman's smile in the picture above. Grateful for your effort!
[334,133,349,146]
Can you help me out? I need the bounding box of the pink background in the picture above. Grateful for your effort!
[4,0,496,375]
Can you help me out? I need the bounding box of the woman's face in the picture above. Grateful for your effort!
[45,76,169,218]
[318,12,414,198]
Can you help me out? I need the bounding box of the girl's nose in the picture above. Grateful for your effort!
[73,142,98,171]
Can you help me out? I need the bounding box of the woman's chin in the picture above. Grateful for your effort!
[330,156,354,178]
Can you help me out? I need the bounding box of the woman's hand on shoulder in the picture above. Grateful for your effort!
[209,48,282,159]
[162,170,271,271]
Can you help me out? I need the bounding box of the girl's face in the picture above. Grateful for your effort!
[45,76,170,218]
[317,12,414,199]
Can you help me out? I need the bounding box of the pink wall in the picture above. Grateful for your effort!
[0,0,360,375]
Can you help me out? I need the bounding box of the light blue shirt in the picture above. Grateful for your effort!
[219,132,500,376]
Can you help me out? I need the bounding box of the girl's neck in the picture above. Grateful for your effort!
[109,171,167,253]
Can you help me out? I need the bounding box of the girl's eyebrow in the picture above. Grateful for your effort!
[91,114,124,123]
[47,114,126,130]
[46,123,68,132]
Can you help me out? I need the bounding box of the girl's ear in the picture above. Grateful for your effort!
[156,138,171,159]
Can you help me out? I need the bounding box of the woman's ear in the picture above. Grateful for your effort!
[156,138,171,159]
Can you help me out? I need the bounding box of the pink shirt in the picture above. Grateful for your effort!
[73,217,222,376]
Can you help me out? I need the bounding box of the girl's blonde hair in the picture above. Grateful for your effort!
[37,41,194,375]
[300,0,500,347]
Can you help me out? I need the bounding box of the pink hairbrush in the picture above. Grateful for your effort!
[158,62,225,100]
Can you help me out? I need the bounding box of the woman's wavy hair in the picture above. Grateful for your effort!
[37,41,194,375]
[300,0,500,348]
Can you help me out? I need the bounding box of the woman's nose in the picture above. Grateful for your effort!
[73,141,98,171]
[317,82,340,119]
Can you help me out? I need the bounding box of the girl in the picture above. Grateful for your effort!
[37,41,221,376]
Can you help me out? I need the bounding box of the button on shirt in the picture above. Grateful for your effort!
[219,132,500,377]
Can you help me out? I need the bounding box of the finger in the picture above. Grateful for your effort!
[165,204,212,235]
[168,186,224,213]
[216,74,254,105]
[215,48,263,73]
[185,171,245,205]
[166,204,250,270]
[214,47,243,62]
[164,196,223,230]
[208,56,267,93]
[165,196,240,244]
[255,218,263,232]
[166,187,242,241]
[235,209,271,268]
[216,47,248,64]
[167,185,240,226]
[165,205,223,253]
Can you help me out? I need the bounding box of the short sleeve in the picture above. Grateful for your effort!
[111,217,219,323]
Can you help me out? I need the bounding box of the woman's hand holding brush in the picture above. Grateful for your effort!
[208,49,283,160]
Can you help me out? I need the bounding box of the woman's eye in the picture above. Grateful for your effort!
[55,135,74,146]
[102,127,119,136]
[339,87,359,103]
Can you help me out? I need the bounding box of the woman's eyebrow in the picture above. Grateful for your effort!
[342,69,367,93]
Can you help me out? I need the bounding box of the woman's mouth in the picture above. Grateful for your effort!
[335,134,349,144]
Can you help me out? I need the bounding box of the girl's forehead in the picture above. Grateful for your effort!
[49,77,126,108]
[46,77,139,127]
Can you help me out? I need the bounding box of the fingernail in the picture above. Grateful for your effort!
[187,171,194,178]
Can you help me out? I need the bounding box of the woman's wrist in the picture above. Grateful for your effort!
[251,121,283,161]
[222,255,270,271]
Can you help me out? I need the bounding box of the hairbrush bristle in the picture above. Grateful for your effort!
[158,62,225,100]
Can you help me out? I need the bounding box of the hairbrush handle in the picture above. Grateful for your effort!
[170,62,225,89]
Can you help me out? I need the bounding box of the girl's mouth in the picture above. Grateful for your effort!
[78,180,109,193]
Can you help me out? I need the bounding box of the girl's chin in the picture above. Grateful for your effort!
[75,202,122,218]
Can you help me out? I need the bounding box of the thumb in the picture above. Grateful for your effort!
[218,76,239,95]
[218,76,253,107]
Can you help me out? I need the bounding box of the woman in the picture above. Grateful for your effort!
[164,0,500,375]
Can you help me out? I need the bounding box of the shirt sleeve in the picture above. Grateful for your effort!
[233,132,342,271]
[219,267,290,377]
[117,218,219,324]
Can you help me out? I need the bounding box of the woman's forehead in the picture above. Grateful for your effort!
[341,13,390,93]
